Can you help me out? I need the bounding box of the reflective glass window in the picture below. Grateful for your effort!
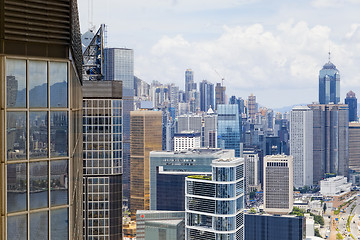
[29,60,47,108]
[50,111,68,157]
[6,59,26,108]
[7,163,27,213]
[216,200,235,214]
[7,214,27,240]
[30,161,48,209]
[29,112,48,159]
[51,208,69,240]
[7,112,26,160]
[50,62,68,108]
[51,160,68,206]
[30,211,48,240]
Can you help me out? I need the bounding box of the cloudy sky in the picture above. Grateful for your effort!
[78,0,360,109]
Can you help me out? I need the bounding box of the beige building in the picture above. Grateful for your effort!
[130,110,162,217]
[0,0,84,239]
[264,155,294,215]
[349,122,360,172]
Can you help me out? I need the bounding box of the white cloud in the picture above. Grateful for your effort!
[311,0,360,7]
[135,21,360,108]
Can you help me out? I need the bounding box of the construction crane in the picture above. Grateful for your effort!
[214,69,225,86]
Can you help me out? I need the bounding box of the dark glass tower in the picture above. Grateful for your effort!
[345,90,357,122]
[199,80,214,112]
[319,58,340,104]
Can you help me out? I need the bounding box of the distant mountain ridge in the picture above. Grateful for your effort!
[273,104,308,113]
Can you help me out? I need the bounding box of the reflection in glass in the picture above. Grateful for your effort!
[30,112,48,159]
[30,211,48,240]
[7,112,26,160]
[29,60,47,108]
[7,214,27,240]
[51,112,68,157]
[51,160,68,206]
[51,208,69,240]
[6,59,26,107]
[30,162,48,209]
[7,163,27,213]
[50,62,68,108]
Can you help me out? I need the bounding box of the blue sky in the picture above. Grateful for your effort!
[78,0,360,108]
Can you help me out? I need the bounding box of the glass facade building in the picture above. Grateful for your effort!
[319,61,340,104]
[185,158,245,240]
[245,214,304,240]
[199,80,214,112]
[308,104,349,181]
[217,104,241,157]
[82,81,123,239]
[104,48,134,203]
[149,149,235,211]
[0,1,83,239]
[345,90,357,122]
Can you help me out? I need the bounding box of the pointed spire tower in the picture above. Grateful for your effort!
[319,52,340,104]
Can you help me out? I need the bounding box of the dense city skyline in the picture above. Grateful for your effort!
[78,0,360,108]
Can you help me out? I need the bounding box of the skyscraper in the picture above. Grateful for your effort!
[290,106,313,188]
[104,47,134,203]
[264,155,293,215]
[345,90,357,122]
[199,80,214,112]
[185,158,245,240]
[185,69,196,102]
[0,0,83,239]
[308,104,349,181]
[217,104,241,157]
[130,110,162,216]
[82,81,123,239]
[248,93,257,120]
[349,122,360,172]
[215,83,226,109]
[319,57,340,104]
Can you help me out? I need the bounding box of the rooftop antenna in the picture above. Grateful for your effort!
[328,44,331,62]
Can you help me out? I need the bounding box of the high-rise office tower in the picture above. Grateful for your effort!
[264,155,293,215]
[130,110,162,216]
[104,47,134,203]
[215,83,226,110]
[349,122,360,172]
[244,150,260,193]
[185,158,245,240]
[185,69,196,102]
[82,81,123,239]
[149,149,235,211]
[0,1,83,239]
[345,90,357,122]
[308,104,349,181]
[217,104,241,157]
[248,93,257,120]
[199,80,214,112]
[319,57,340,104]
[290,106,313,188]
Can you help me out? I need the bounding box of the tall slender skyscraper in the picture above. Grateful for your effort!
[199,80,214,112]
[217,104,241,157]
[130,110,162,216]
[185,69,196,102]
[345,90,357,122]
[82,81,123,239]
[290,106,313,188]
[248,93,257,120]
[104,48,134,203]
[319,56,340,104]
[1,0,83,239]
[215,83,226,109]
